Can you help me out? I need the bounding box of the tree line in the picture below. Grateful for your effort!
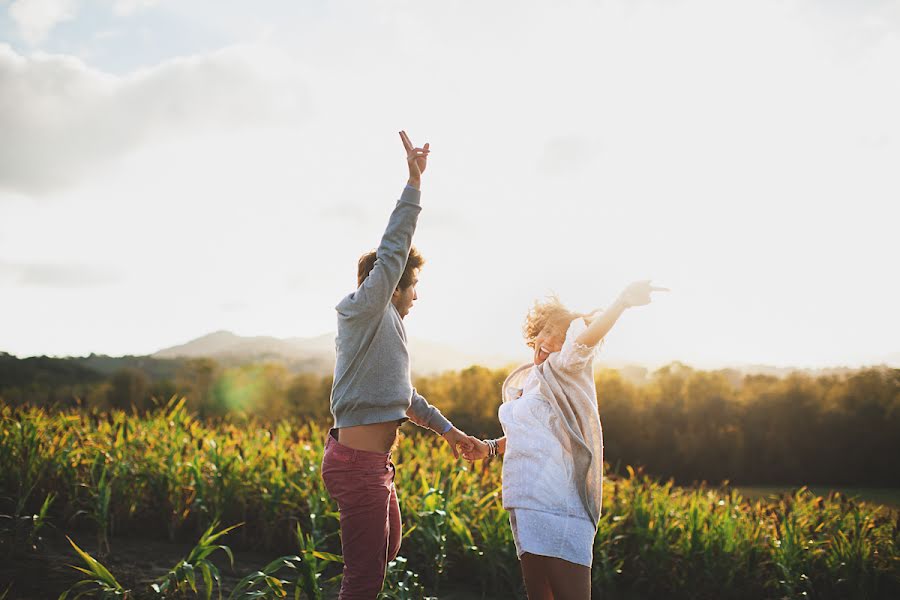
[1,352,897,487]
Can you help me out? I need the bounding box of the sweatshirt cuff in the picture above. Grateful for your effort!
[439,421,453,435]
[401,185,421,205]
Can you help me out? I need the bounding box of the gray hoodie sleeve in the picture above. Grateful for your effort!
[407,388,452,434]
[336,186,422,316]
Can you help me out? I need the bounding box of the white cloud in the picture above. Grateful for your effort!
[0,43,304,196]
[0,0,897,364]
[112,0,160,16]
[0,261,122,286]
[7,0,164,45]
[9,0,76,45]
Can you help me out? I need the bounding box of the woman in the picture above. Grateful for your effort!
[463,281,667,600]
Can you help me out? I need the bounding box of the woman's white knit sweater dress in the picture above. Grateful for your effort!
[499,317,604,567]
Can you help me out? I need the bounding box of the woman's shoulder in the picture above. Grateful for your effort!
[503,363,534,403]
[554,318,599,373]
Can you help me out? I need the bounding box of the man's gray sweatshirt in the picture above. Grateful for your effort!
[329,186,452,434]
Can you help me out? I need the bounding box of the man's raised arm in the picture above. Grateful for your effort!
[337,131,430,315]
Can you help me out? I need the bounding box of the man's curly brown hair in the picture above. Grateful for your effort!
[522,295,589,349]
[357,246,425,290]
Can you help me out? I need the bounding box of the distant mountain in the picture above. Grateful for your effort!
[6,331,891,382]
[152,330,516,375]
[151,331,900,378]
[153,330,335,360]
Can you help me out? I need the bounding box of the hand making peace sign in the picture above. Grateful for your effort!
[399,130,430,188]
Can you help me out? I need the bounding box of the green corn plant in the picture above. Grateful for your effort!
[4,414,46,555]
[255,462,291,548]
[163,445,193,542]
[75,457,113,556]
[188,435,241,534]
[152,520,241,600]
[770,500,816,599]
[187,453,212,531]
[821,501,890,599]
[226,555,304,600]
[165,397,201,541]
[462,485,519,597]
[297,481,339,546]
[2,403,899,600]
[58,535,128,600]
[591,510,626,593]
[406,470,452,593]
[25,491,56,551]
[378,556,434,600]
[293,523,344,600]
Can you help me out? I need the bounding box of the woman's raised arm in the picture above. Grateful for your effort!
[575,280,669,348]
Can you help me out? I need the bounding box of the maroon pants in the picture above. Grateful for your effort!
[321,430,402,600]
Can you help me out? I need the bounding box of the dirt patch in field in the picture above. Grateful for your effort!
[0,530,485,600]
[1,535,304,599]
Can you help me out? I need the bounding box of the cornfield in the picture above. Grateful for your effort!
[1,399,898,599]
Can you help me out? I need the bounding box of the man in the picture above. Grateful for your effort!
[321,131,474,600]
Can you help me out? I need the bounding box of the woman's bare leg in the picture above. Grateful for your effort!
[521,553,590,600]
[520,553,554,600]
[545,555,590,600]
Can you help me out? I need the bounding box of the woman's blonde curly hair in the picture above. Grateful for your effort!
[523,295,591,349]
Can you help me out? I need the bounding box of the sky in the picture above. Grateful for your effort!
[0,0,898,368]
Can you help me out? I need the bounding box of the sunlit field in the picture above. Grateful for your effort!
[2,1,898,599]
[1,399,897,600]
[735,487,900,510]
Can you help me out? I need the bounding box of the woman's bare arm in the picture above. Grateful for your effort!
[575,280,669,348]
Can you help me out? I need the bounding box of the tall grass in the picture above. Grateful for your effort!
[1,401,898,599]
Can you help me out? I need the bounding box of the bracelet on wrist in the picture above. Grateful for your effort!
[486,438,499,458]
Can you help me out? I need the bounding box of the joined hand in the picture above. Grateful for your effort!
[442,427,479,459]
[461,438,490,462]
